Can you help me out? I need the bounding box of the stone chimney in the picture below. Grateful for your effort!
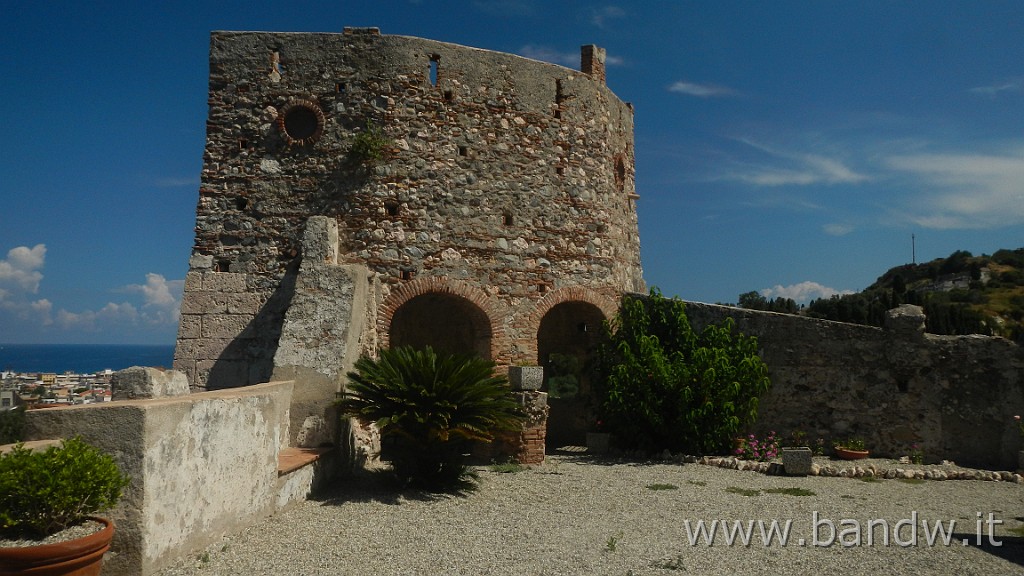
[581,45,606,85]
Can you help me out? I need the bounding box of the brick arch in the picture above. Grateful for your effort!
[378,277,508,360]
[513,286,620,364]
[523,286,619,330]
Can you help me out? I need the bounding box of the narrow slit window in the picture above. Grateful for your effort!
[458,145,468,157]
[238,139,248,150]
[503,213,514,226]
[336,82,346,93]
[444,89,454,101]
[385,201,400,217]
[429,55,440,87]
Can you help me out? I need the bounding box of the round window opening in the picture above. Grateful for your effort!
[277,100,325,145]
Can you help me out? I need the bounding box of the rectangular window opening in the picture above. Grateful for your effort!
[444,89,454,102]
[216,260,230,273]
[238,139,248,150]
[503,213,514,226]
[458,145,468,157]
[429,55,440,87]
[401,270,414,281]
[336,82,347,93]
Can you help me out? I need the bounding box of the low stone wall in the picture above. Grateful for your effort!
[681,301,1024,470]
[22,381,298,576]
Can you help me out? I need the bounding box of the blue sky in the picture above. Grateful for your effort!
[3,1,1024,344]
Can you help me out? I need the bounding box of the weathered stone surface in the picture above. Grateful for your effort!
[684,301,1024,470]
[111,367,190,401]
[781,447,812,476]
[22,381,295,576]
[175,29,644,395]
[508,365,544,391]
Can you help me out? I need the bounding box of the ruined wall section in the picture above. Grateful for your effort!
[683,301,1024,470]
[176,29,643,388]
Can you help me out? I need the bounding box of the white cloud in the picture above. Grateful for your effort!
[56,303,140,331]
[823,223,854,236]
[970,78,1024,98]
[761,281,854,304]
[668,81,736,98]
[885,149,1024,229]
[590,6,625,28]
[123,273,183,324]
[0,244,46,294]
[725,139,869,187]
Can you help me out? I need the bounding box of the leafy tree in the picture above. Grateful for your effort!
[738,291,768,310]
[336,346,525,491]
[596,289,771,455]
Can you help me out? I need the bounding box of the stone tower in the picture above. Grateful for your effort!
[175,28,644,445]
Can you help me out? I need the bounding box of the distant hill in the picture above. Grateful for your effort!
[739,248,1024,343]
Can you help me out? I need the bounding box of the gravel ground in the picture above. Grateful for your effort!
[155,454,1024,576]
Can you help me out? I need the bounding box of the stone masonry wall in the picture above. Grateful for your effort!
[175,28,644,390]
[682,301,1024,470]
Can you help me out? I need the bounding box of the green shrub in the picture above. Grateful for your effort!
[596,289,771,455]
[347,121,393,167]
[0,437,129,537]
[336,346,525,491]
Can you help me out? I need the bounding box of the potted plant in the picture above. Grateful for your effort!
[0,436,129,575]
[833,437,870,460]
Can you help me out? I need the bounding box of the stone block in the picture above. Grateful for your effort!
[508,365,543,391]
[201,272,248,293]
[782,447,812,476]
[112,367,190,401]
[176,314,202,339]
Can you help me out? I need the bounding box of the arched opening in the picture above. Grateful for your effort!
[537,301,607,449]
[389,292,492,359]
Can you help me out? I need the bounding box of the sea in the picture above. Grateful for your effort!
[0,344,176,375]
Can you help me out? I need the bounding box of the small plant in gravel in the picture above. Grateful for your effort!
[813,437,826,456]
[909,443,924,465]
[764,487,816,497]
[646,483,679,491]
[489,461,526,474]
[725,486,761,497]
[735,431,779,461]
[686,479,707,487]
[899,478,926,485]
[605,532,623,552]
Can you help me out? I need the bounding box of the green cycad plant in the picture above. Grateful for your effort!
[336,346,525,491]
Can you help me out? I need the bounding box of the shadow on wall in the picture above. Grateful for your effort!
[207,265,298,390]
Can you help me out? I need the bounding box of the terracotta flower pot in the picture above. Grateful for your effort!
[834,447,870,460]
[0,517,114,576]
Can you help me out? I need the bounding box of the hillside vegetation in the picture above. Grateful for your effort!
[738,248,1024,343]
